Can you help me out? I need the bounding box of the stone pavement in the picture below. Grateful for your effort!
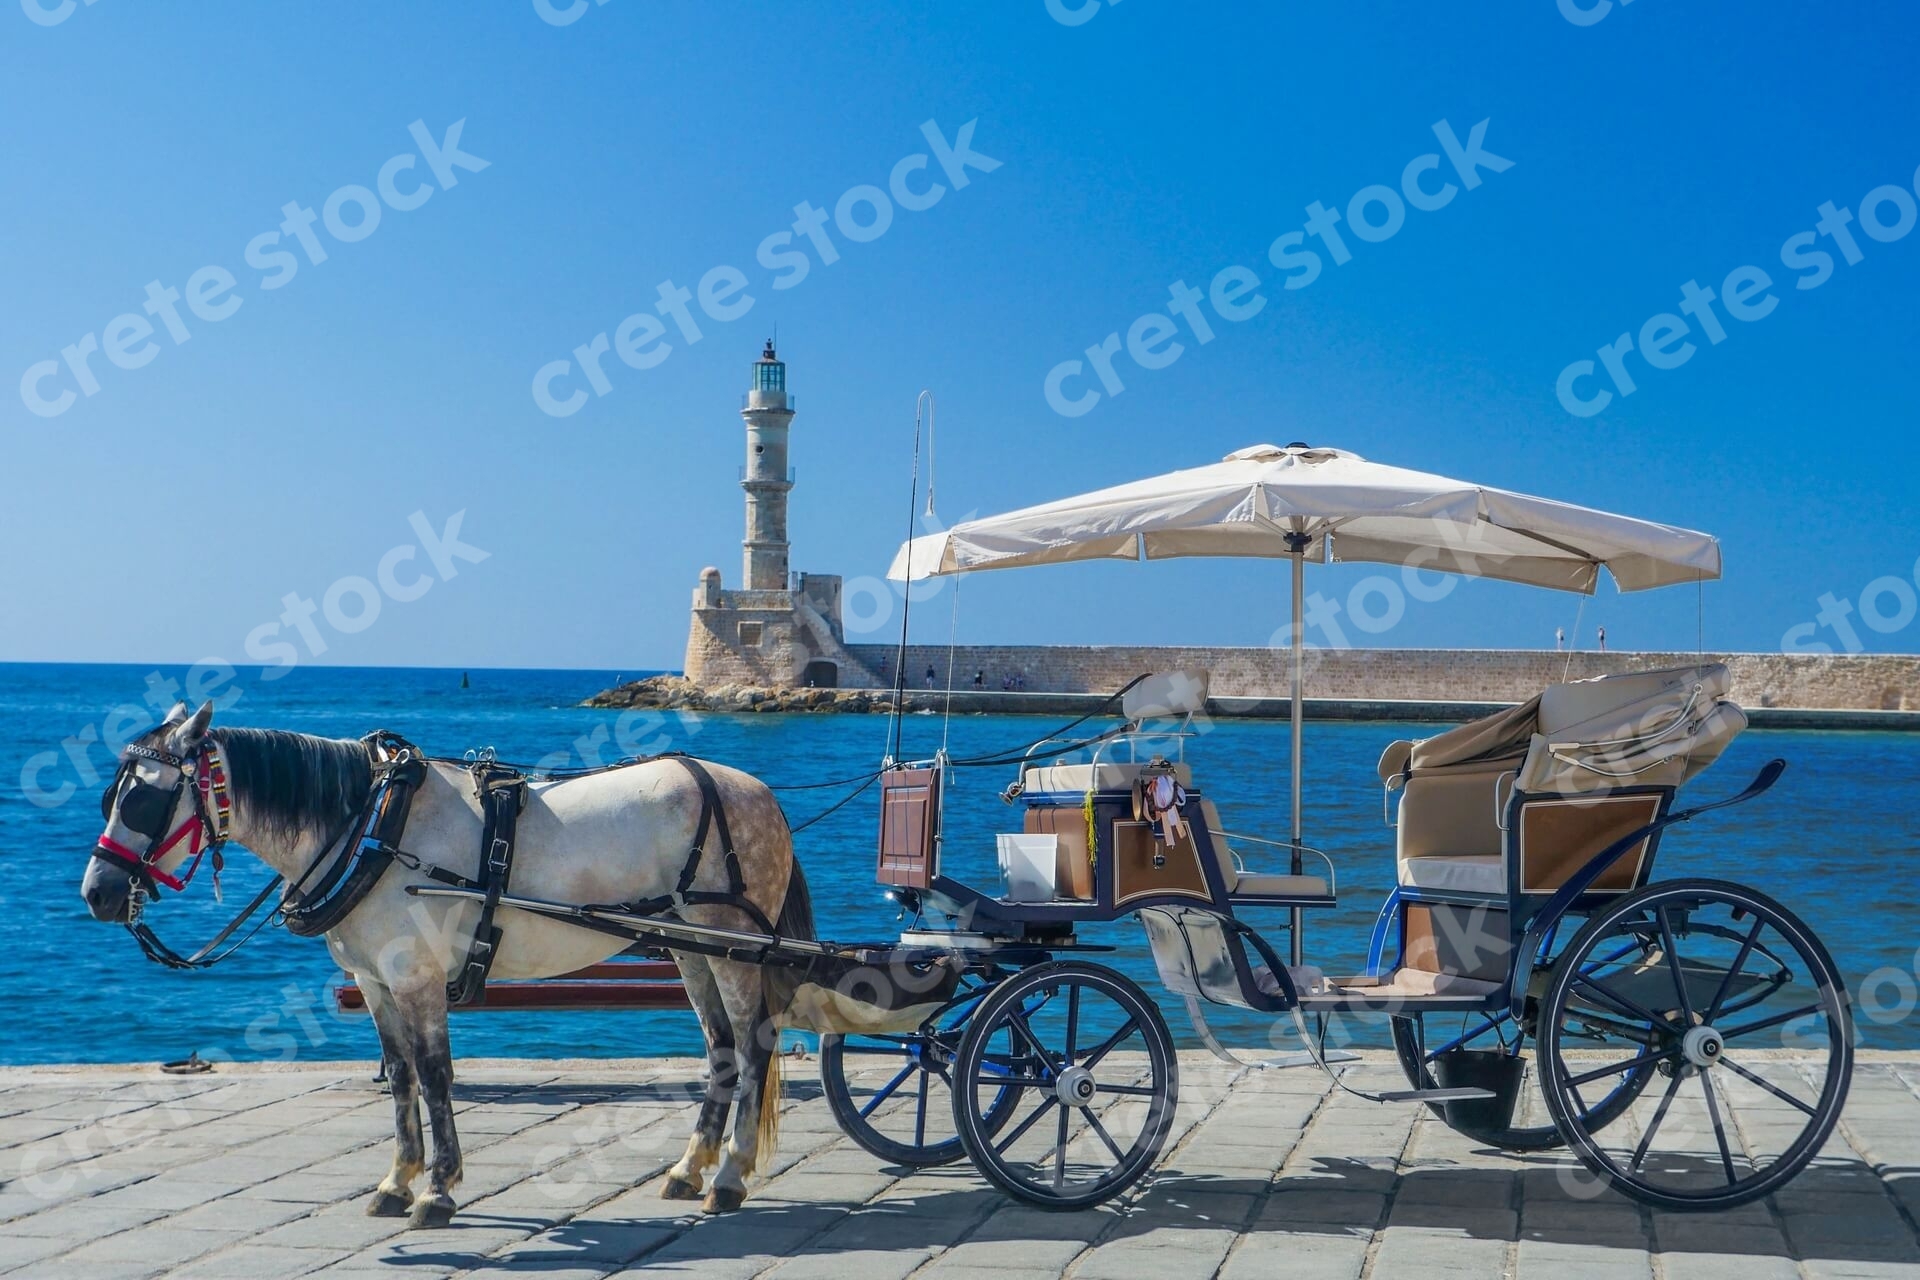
[2,1051,1917,1279]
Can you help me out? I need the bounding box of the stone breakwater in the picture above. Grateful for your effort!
[587,650,1920,722]
[842,646,1920,711]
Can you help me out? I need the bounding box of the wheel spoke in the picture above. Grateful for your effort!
[914,1071,930,1146]
[1719,1003,1824,1042]
[859,1064,916,1119]
[1007,1010,1061,1075]
[1095,1083,1159,1097]
[1631,1070,1685,1172]
[994,1095,1058,1155]
[1698,1070,1740,1185]
[1084,1107,1126,1163]
[1053,1104,1069,1189]
[1565,1046,1671,1090]
[1720,1055,1818,1117]
[1080,1018,1143,1073]
[1064,984,1080,1063]
[1706,917,1765,1024]
[1656,905,1696,1024]
[1573,972,1682,1034]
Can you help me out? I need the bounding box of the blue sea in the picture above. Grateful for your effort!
[2,662,1916,1065]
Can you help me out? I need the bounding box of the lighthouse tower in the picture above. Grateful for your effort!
[741,340,794,590]
[683,343,880,690]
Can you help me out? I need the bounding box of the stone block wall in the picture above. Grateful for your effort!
[842,644,1920,712]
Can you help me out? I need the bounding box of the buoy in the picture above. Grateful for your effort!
[461,672,470,689]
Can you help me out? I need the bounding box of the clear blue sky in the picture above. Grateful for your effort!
[4,1,1917,671]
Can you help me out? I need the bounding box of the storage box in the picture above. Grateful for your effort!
[997,833,1059,903]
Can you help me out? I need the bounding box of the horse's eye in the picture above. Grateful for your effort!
[118,785,173,837]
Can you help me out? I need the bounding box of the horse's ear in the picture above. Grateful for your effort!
[170,701,215,749]
[163,702,190,727]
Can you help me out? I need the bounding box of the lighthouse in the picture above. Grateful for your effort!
[683,342,880,690]
[741,339,794,591]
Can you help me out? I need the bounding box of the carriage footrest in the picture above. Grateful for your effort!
[1375,1086,1498,1104]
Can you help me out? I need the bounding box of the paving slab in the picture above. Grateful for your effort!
[0,1052,1914,1277]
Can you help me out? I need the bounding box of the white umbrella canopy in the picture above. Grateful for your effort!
[886,444,1721,592]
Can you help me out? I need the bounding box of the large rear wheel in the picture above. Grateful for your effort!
[1537,879,1853,1211]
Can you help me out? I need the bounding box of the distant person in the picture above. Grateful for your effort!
[925,664,937,689]
[1597,625,1607,652]
[973,669,984,689]
[1555,627,1565,652]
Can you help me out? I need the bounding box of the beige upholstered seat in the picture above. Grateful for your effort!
[1198,798,1329,898]
[1021,760,1192,794]
[1398,854,1503,895]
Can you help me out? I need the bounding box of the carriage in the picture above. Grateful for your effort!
[811,663,1851,1212]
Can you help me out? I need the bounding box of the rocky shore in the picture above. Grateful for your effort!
[583,674,900,714]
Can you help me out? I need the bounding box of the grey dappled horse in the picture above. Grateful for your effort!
[80,701,810,1223]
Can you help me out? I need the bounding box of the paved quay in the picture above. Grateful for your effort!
[3,1050,1917,1279]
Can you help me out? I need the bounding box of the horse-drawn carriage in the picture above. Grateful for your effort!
[82,442,1854,1223]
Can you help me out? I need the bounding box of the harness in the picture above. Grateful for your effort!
[606,756,776,937]
[280,733,430,937]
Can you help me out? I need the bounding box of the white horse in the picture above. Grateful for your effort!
[79,701,811,1224]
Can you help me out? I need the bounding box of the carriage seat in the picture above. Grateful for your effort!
[1380,743,1510,898]
[1021,760,1192,796]
[1197,798,1329,898]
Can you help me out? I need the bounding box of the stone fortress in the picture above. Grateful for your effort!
[654,344,1919,721]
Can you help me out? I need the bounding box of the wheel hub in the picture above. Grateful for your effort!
[1681,1025,1724,1069]
[1054,1065,1098,1107]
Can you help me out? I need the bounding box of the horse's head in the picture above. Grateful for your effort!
[81,700,230,922]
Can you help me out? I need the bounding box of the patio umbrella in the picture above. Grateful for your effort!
[886,443,1721,961]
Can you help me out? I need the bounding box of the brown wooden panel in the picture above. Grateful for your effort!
[1518,793,1663,894]
[877,767,940,889]
[1402,903,1510,981]
[1024,805,1094,899]
[1112,819,1212,908]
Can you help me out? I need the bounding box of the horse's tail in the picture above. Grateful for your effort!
[757,857,811,1167]
[775,857,815,941]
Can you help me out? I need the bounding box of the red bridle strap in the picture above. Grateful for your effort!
[96,815,205,892]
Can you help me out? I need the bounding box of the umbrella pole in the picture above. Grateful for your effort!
[1288,541,1306,967]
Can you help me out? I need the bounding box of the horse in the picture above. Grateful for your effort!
[79,700,811,1224]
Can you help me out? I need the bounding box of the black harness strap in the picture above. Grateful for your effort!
[446,763,526,1007]
[282,734,428,938]
[616,757,776,936]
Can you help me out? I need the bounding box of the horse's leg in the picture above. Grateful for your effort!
[361,979,424,1218]
[704,959,779,1214]
[388,981,462,1227]
[663,953,733,1201]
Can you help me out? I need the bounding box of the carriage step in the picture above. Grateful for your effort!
[1375,1087,1497,1104]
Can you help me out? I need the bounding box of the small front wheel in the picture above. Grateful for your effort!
[1537,879,1853,1212]
[951,961,1178,1210]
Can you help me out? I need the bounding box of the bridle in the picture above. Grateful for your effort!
[92,738,233,909]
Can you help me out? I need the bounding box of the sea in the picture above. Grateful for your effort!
[2,662,1915,1066]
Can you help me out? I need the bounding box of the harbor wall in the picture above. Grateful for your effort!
[842,645,1920,712]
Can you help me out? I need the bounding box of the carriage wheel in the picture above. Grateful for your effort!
[951,961,1178,1210]
[820,1021,1017,1168]
[1538,879,1852,1211]
[1391,1000,1654,1150]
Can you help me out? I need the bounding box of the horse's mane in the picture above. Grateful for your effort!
[211,728,372,841]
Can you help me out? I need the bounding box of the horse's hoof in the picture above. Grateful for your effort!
[660,1173,704,1201]
[407,1195,457,1228]
[365,1188,412,1218]
[702,1185,747,1214]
